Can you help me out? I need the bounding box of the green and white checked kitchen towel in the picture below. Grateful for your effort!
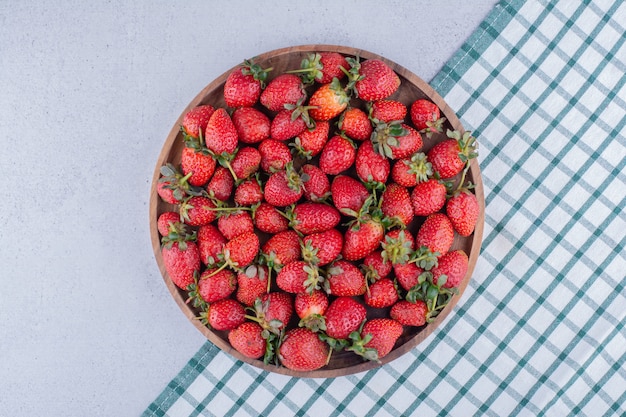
[145,0,626,415]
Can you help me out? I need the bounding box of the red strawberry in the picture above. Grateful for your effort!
[204,108,238,155]
[292,120,330,159]
[362,250,393,282]
[197,224,227,265]
[301,228,343,266]
[231,146,261,180]
[207,298,246,331]
[295,290,329,332]
[380,228,415,266]
[380,183,414,226]
[352,59,400,101]
[390,300,428,327]
[338,107,373,141]
[270,107,309,141]
[288,202,341,235]
[228,321,266,359]
[236,264,269,306]
[351,318,403,360]
[223,231,260,269]
[415,213,455,255]
[223,59,271,108]
[364,278,398,308]
[264,165,304,207]
[410,179,447,216]
[308,79,350,121]
[179,196,218,227]
[342,216,385,261]
[330,175,370,216]
[410,99,445,136]
[234,177,264,206]
[319,135,356,175]
[198,268,236,303]
[369,100,407,123]
[324,296,367,340]
[205,166,234,201]
[326,260,367,297]
[157,211,181,237]
[258,138,292,172]
[446,189,480,237]
[276,260,312,294]
[291,52,348,85]
[428,130,477,179]
[217,210,254,240]
[181,104,216,139]
[391,152,433,187]
[157,163,197,204]
[181,147,216,187]
[371,121,423,160]
[232,106,271,144]
[260,74,305,112]
[300,164,330,202]
[279,328,329,371]
[431,249,469,288]
[355,140,390,185]
[161,239,200,290]
[261,230,302,270]
[394,262,423,291]
[257,292,294,332]
[253,202,289,234]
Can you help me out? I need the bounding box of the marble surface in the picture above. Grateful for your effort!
[0,1,499,415]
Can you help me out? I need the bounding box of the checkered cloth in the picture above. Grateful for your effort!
[145,0,626,415]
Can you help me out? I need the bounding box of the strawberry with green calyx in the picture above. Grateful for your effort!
[287,52,348,85]
[405,270,459,323]
[161,223,200,291]
[180,146,216,188]
[355,139,390,188]
[245,292,294,364]
[430,249,469,289]
[253,202,289,234]
[364,278,399,308]
[270,100,316,141]
[370,120,423,160]
[391,152,433,187]
[236,264,269,306]
[308,78,350,122]
[285,202,341,236]
[319,135,356,175]
[410,99,446,138]
[301,228,343,267]
[380,229,414,266]
[260,73,306,112]
[346,57,400,102]
[341,196,388,262]
[259,138,292,173]
[394,262,424,292]
[361,250,393,283]
[347,318,403,362]
[300,164,331,202]
[278,327,330,372]
[181,104,216,140]
[338,107,373,142]
[325,260,367,297]
[228,321,267,360]
[390,300,428,327]
[197,224,226,266]
[157,211,182,237]
[263,162,304,207]
[290,120,330,160]
[330,174,370,217]
[410,178,447,217]
[380,183,414,227]
[179,195,219,227]
[261,229,302,291]
[368,100,407,124]
[204,231,260,279]
[234,175,264,206]
[232,106,271,144]
[295,290,329,332]
[428,129,478,180]
[407,245,440,271]
[157,163,203,205]
[446,187,480,237]
[224,58,272,108]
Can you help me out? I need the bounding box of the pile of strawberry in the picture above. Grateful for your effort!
[156,52,479,372]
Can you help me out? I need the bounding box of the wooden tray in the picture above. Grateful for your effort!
[149,45,484,378]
